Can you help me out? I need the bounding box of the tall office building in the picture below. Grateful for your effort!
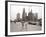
[34,13,38,21]
[16,13,20,21]
[28,9,33,21]
[22,8,27,21]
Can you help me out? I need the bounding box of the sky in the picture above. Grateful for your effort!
[10,4,42,21]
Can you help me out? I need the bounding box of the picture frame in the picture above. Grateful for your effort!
[5,1,45,36]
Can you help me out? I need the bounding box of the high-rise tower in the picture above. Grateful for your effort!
[22,8,27,21]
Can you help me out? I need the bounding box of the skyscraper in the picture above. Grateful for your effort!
[28,9,33,21]
[22,8,27,21]
[34,13,38,21]
[16,13,20,21]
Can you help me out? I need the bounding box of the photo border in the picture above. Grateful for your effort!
[5,1,45,36]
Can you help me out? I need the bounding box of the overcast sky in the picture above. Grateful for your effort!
[10,5,42,20]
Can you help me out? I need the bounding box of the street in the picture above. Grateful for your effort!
[10,22,42,32]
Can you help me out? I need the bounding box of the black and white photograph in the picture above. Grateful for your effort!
[10,4,42,32]
[6,1,45,36]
